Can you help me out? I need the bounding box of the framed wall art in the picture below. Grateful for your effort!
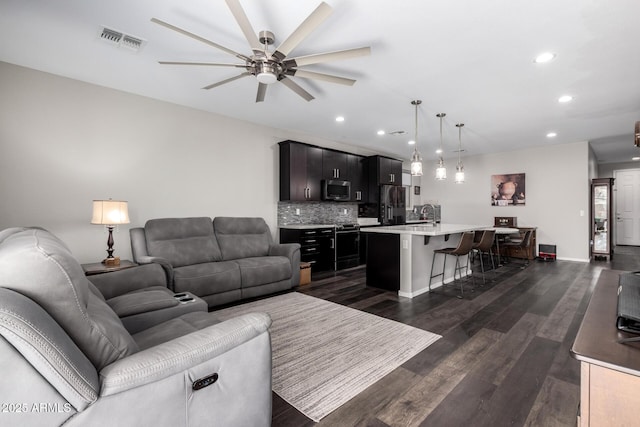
[491,173,526,206]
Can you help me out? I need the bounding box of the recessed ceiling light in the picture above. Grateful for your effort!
[408,140,415,145]
[633,157,640,161]
[377,130,385,135]
[558,95,573,103]
[534,52,556,63]
[546,132,557,138]
[335,116,345,122]
[435,148,443,154]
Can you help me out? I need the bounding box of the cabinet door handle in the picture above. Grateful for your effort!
[330,238,335,249]
[337,169,340,178]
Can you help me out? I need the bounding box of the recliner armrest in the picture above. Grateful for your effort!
[134,256,174,289]
[268,242,300,259]
[269,243,301,287]
[89,263,169,300]
[99,312,271,396]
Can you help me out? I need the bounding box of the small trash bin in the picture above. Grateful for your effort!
[300,262,311,285]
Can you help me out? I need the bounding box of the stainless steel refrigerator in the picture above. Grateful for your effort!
[379,185,407,225]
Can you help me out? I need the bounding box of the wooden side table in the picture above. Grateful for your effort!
[81,260,138,276]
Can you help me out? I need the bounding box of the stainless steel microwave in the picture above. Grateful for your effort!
[322,179,351,201]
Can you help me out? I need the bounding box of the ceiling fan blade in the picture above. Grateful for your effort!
[256,83,267,102]
[280,77,315,102]
[202,72,251,90]
[285,46,371,68]
[151,18,250,61]
[225,0,263,54]
[159,61,246,67]
[272,2,333,61]
[290,69,356,86]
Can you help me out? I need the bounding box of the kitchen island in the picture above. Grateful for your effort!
[361,224,485,298]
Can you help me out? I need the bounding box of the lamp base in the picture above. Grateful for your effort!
[103,256,121,266]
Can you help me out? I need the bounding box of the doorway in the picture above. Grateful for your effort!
[615,168,640,246]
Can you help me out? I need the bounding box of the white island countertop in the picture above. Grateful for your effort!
[360,223,485,236]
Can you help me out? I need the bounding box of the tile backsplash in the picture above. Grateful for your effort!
[278,202,358,225]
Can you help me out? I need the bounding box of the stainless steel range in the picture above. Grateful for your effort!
[335,223,360,270]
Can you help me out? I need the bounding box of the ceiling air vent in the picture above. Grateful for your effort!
[100,27,123,44]
[98,26,145,52]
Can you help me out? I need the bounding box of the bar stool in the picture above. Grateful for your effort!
[472,229,496,284]
[429,231,476,298]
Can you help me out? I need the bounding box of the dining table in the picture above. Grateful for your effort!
[486,227,520,266]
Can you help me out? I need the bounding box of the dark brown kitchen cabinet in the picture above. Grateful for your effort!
[279,141,322,201]
[347,154,367,202]
[280,227,335,273]
[369,155,402,186]
[322,150,348,180]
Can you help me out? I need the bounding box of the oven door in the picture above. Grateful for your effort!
[336,231,360,270]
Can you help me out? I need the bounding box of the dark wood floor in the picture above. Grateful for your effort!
[271,246,640,427]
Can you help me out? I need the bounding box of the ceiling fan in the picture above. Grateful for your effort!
[151,0,371,102]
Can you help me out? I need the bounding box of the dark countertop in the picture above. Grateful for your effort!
[571,269,640,376]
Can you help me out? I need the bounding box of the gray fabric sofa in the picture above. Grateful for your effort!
[130,217,301,308]
[0,227,273,427]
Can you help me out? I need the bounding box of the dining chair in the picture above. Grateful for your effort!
[502,229,533,268]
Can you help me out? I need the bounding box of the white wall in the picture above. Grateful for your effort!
[0,62,372,263]
[0,61,592,263]
[412,141,592,261]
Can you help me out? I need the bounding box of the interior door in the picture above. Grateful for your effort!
[615,169,640,246]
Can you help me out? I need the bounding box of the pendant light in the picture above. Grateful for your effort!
[455,123,465,184]
[435,113,447,180]
[410,100,423,176]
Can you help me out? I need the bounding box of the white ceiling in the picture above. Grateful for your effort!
[1,0,639,164]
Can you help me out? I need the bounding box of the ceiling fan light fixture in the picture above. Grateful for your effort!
[256,62,278,84]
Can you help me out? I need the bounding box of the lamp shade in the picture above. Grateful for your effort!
[91,200,130,225]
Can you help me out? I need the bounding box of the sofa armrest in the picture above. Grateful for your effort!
[268,242,300,259]
[98,312,271,396]
[269,243,301,287]
[89,263,169,300]
[135,256,174,289]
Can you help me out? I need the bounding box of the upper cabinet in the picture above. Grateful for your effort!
[368,155,402,186]
[347,154,367,202]
[322,150,348,180]
[279,141,378,203]
[279,141,322,201]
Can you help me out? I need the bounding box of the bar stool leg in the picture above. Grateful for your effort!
[455,255,463,298]
[478,249,486,285]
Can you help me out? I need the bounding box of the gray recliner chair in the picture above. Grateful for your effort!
[0,227,272,427]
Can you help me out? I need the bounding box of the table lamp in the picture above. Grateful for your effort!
[91,199,130,266]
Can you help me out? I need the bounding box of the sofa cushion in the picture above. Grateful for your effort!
[173,261,241,296]
[145,217,223,267]
[214,217,273,260]
[0,228,138,370]
[234,256,292,288]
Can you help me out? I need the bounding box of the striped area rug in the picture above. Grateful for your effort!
[214,292,441,422]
